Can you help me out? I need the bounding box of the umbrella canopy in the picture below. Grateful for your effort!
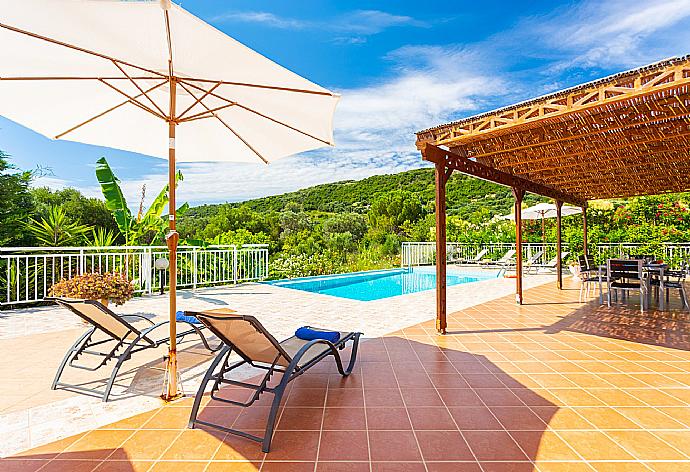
[0,0,339,400]
[501,203,583,243]
[502,202,582,221]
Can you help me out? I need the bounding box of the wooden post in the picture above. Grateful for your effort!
[163,77,181,401]
[556,200,563,290]
[582,204,588,257]
[513,188,525,304]
[434,161,450,334]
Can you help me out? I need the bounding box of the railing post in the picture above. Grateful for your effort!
[145,248,153,295]
[233,246,238,284]
[192,247,198,290]
[79,248,85,275]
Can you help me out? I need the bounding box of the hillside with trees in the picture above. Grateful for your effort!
[2,149,690,279]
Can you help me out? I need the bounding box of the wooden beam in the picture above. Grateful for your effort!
[582,204,589,257]
[556,200,563,290]
[421,144,586,206]
[513,188,525,305]
[434,161,449,334]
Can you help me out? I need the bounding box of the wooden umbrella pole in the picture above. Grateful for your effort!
[163,76,180,401]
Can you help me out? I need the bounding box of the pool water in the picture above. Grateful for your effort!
[267,267,498,301]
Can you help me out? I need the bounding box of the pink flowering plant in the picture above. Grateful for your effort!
[49,272,134,306]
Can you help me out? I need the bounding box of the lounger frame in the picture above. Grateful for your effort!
[48,297,219,402]
[186,311,361,452]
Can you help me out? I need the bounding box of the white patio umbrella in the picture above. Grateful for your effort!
[0,0,339,400]
[502,203,582,243]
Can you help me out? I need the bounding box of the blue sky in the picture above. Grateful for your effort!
[2,0,690,207]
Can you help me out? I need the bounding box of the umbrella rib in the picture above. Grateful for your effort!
[111,62,167,118]
[176,82,222,121]
[0,76,166,81]
[179,101,237,122]
[182,77,336,97]
[99,79,166,121]
[0,22,167,78]
[55,80,169,139]
[179,79,333,146]
[177,81,268,164]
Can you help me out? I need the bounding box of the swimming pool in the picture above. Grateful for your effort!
[267,267,498,301]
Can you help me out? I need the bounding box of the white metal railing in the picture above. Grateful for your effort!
[0,244,269,306]
[401,242,690,268]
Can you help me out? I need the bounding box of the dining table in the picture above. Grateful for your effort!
[596,261,668,309]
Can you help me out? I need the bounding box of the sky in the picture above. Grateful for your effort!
[2,0,690,208]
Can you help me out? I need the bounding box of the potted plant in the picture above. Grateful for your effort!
[568,260,581,279]
[49,272,134,307]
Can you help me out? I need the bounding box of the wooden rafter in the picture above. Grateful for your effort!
[416,56,690,202]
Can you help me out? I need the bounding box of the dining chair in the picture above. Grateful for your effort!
[651,262,689,311]
[607,259,646,312]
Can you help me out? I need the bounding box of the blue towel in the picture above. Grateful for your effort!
[295,326,340,344]
[176,311,202,325]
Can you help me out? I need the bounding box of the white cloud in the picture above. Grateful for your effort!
[211,9,428,37]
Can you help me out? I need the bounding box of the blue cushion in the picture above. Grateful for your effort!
[176,311,202,325]
[295,326,340,344]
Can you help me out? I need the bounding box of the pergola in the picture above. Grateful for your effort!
[415,55,690,334]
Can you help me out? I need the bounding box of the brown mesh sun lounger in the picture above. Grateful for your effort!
[186,310,362,453]
[47,297,220,402]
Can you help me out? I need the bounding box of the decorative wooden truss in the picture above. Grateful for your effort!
[416,56,690,202]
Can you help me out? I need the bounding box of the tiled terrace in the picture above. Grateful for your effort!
[3,277,690,471]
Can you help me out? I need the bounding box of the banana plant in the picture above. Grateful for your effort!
[95,157,185,245]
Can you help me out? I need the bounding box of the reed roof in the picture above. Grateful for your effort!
[416,56,690,201]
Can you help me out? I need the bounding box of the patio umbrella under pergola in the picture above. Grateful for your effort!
[0,0,339,399]
[502,202,582,243]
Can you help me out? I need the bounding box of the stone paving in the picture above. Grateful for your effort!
[0,268,553,458]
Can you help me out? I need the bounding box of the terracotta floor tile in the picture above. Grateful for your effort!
[13,433,85,459]
[512,430,580,461]
[206,462,260,472]
[277,407,324,431]
[585,463,647,472]
[194,405,242,429]
[265,430,320,461]
[407,406,457,430]
[462,374,506,388]
[143,407,193,429]
[366,407,412,430]
[425,462,482,472]
[92,460,155,472]
[59,429,133,460]
[322,407,366,430]
[368,430,422,462]
[316,462,370,472]
[437,388,484,406]
[449,406,503,430]
[363,388,404,407]
[370,462,426,472]
[617,406,687,429]
[317,430,369,461]
[490,406,547,430]
[103,410,159,430]
[416,430,474,461]
[0,459,52,472]
[572,407,639,429]
[463,430,528,461]
[159,429,224,461]
[428,373,470,388]
[261,462,316,472]
[286,388,327,407]
[212,433,265,461]
[476,388,525,406]
[30,460,98,472]
[657,406,690,427]
[149,461,208,471]
[325,388,364,407]
[653,430,690,458]
[557,431,634,460]
[400,388,444,407]
[119,430,182,460]
[551,389,605,407]
[632,388,687,406]
[606,430,687,460]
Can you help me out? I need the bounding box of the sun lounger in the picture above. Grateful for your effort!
[186,310,362,453]
[461,248,489,264]
[527,251,569,274]
[47,297,220,402]
[479,249,516,267]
